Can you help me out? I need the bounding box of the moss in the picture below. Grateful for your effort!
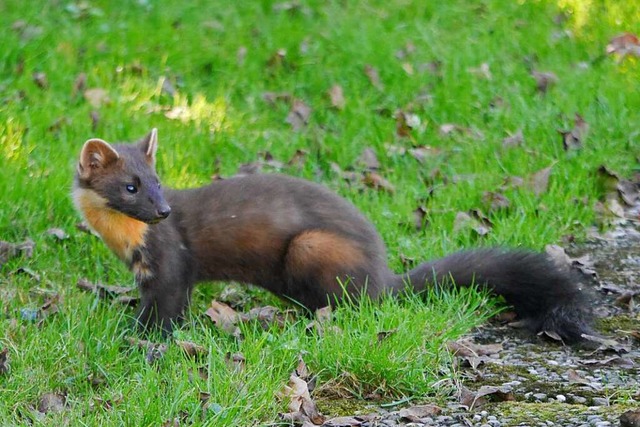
[596,314,640,334]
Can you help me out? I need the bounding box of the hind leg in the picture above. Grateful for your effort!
[283,230,382,310]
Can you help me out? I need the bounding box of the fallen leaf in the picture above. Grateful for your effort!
[398,404,441,422]
[205,300,241,334]
[37,392,67,414]
[176,340,207,358]
[460,385,514,409]
[32,72,48,89]
[606,33,640,61]
[286,99,312,131]
[468,62,491,80]
[263,91,293,105]
[237,46,248,65]
[328,84,345,110]
[358,147,380,170]
[288,149,308,168]
[90,110,100,131]
[531,70,558,94]
[559,113,589,151]
[566,369,591,385]
[125,337,169,364]
[0,239,34,268]
[46,228,69,240]
[72,72,87,98]
[0,348,8,376]
[482,191,511,211]
[395,111,421,137]
[225,351,246,372]
[362,172,395,193]
[364,64,383,90]
[76,278,136,300]
[413,206,428,230]
[322,416,365,426]
[394,41,416,60]
[502,129,524,147]
[453,212,491,236]
[84,88,110,108]
[376,329,397,343]
[267,48,287,70]
[528,165,553,196]
[407,146,439,163]
[280,370,325,425]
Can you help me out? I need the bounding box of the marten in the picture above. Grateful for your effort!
[73,129,591,342]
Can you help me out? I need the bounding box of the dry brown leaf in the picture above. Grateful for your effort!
[125,337,169,364]
[468,62,492,80]
[364,64,383,90]
[453,212,491,236]
[0,239,34,268]
[0,348,8,376]
[606,33,640,60]
[281,372,325,425]
[72,73,87,98]
[362,172,395,193]
[46,228,69,240]
[76,278,136,300]
[328,84,345,110]
[286,99,312,131]
[528,165,553,196]
[262,91,293,105]
[288,149,308,168]
[90,110,100,131]
[176,340,207,358]
[566,368,591,385]
[37,392,67,414]
[32,72,48,89]
[84,88,110,108]
[395,111,421,137]
[398,404,441,422]
[460,385,514,409]
[322,416,365,426]
[267,48,287,69]
[531,70,558,94]
[559,113,589,151]
[407,146,439,163]
[358,147,380,170]
[205,300,241,334]
[502,129,524,147]
[376,329,397,343]
[225,351,246,372]
[413,205,428,230]
[482,191,511,211]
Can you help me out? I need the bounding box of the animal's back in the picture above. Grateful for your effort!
[164,174,389,293]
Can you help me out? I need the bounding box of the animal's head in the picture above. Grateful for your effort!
[75,128,171,224]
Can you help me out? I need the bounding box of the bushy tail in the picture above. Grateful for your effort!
[392,249,592,343]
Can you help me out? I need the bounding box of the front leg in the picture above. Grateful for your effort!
[136,276,193,335]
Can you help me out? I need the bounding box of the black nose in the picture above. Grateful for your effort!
[157,207,171,219]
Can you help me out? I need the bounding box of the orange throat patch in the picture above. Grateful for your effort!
[73,188,148,262]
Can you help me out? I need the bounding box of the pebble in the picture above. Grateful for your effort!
[555,394,567,402]
[533,393,547,401]
[592,397,609,406]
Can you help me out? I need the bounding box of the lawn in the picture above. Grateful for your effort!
[1,0,639,425]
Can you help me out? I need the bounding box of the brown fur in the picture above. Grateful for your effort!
[73,130,592,342]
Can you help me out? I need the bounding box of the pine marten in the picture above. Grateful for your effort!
[73,129,591,342]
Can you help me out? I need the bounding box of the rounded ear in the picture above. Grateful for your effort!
[78,138,120,178]
[139,128,158,165]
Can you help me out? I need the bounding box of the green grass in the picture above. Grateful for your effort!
[1,0,639,425]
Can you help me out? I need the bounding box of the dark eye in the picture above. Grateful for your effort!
[126,184,138,194]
